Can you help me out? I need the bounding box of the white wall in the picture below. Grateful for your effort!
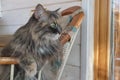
[0,0,81,35]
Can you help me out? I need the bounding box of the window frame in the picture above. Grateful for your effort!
[80,0,95,80]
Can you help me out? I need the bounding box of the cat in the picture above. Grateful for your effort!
[0,4,63,80]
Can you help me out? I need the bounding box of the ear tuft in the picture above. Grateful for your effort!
[55,8,61,12]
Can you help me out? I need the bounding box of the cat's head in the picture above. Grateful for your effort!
[34,4,60,22]
[33,4,62,34]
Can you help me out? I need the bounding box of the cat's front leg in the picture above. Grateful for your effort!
[15,55,37,80]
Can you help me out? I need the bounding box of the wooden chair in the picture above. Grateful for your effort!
[0,6,84,80]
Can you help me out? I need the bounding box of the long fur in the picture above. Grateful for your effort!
[0,4,63,80]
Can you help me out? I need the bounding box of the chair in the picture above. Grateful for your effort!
[0,6,84,80]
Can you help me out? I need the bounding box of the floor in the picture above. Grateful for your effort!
[61,31,81,80]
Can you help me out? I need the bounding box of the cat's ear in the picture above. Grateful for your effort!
[54,8,61,12]
[34,4,45,19]
[51,8,61,18]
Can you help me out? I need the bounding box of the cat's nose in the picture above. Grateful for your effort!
[56,24,62,34]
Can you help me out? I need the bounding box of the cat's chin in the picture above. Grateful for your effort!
[46,33,60,40]
[52,34,60,40]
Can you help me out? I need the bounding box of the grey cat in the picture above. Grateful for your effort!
[0,4,63,80]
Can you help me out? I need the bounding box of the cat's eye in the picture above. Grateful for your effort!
[50,22,57,28]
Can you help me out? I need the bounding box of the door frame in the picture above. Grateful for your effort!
[94,0,111,80]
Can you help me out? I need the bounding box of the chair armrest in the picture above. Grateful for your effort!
[61,6,81,16]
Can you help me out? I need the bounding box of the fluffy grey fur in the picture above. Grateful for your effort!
[0,4,63,80]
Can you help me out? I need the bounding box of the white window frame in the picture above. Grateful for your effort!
[80,0,95,80]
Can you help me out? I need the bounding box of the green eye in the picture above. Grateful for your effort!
[50,23,56,28]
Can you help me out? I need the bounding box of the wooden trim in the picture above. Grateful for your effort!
[94,0,100,80]
[94,0,110,80]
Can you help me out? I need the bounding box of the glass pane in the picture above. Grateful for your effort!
[113,0,120,80]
